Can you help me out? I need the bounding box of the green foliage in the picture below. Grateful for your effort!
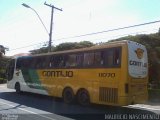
[0,57,10,83]
[78,41,95,48]
[54,41,94,52]
[29,47,51,55]
[0,45,9,56]
[54,42,77,51]
[0,45,5,55]
[30,41,94,54]
[111,33,160,50]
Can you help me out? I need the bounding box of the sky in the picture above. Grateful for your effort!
[0,0,160,56]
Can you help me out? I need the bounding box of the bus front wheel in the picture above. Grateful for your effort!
[62,87,75,104]
[77,89,90,106]
[15,83,21,93]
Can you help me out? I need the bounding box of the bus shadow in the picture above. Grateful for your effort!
[0,91,157,120]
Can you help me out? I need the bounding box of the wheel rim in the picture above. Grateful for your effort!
[63,89,74,104]
[81,92,88,103]
[65,91,72,102]
[78,90,89,105]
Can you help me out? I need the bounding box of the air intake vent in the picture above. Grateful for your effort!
[99,87,118,103]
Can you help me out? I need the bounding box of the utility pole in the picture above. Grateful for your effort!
[44,2,62,52]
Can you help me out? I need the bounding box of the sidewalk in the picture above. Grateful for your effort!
[0,83,6,88]
[147,99,160,106]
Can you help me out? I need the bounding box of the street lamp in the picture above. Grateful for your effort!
[22,3,62,52]
[22,3,49,37]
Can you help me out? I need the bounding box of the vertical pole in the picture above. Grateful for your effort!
[44,2,62,52]
[49,7,54,52]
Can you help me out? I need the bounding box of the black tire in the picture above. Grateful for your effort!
[15,83,21,93]
[62,88,75,104]
[77,89,90,106]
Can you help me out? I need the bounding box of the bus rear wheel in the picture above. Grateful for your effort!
[15,83,21,93]
[63,88,74,104]
[77,89,90,106]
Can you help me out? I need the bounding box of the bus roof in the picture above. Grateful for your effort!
[16,40,133,58]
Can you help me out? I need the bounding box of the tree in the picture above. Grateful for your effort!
[0,57,10,83]
[0,45,9,83]
[158,28,160,36]
[54,41,94,52]
[0,45,5,58]
[0,45,5,54]
[29,47,49,55]
[54,42,77,51]
[30,41,94,54]
[0,45,9,58]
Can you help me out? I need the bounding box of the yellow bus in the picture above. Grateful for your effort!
[7,40,148,106]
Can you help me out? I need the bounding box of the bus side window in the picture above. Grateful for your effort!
[54,56,58,68]
[94,51,104,66]
[49,56,54,68]
[105,47,121,67]
[107,50,114,67]
[66,54,77,67]
[114,48,121,65]
[83,52,94,67]
[16,58,22,69]
[35,57,48,69]
[41,57,49,69]
[35,58,39,69]
[28,58,34,68]
[34,57,42,69]
[59,56,64,67]
[30,58,36,69]
[54,55,65,68]
[22,59,30,69]
[76,54,83,67]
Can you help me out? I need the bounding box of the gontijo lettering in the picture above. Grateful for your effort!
[42,71,73,77]
[129,60,147,67]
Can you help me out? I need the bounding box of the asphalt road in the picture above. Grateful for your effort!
[0,84,160,120]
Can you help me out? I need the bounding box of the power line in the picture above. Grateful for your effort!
[9,42,48,51]
[8,28,158,52]
[8,20,160,52]
[54,20,160,41]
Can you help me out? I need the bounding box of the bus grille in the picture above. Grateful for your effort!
[99,87,118,103]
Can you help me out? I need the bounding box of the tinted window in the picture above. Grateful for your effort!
[94,51,104,66]
[66,54,77,67]
[16,58,22,69]
[83,52,94,66]
[16,57,34,69]
[54,55,65,68]
[16,47,121,69]
[105,47,121,67]
[48,56,55,68]
[76,54,83,67]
